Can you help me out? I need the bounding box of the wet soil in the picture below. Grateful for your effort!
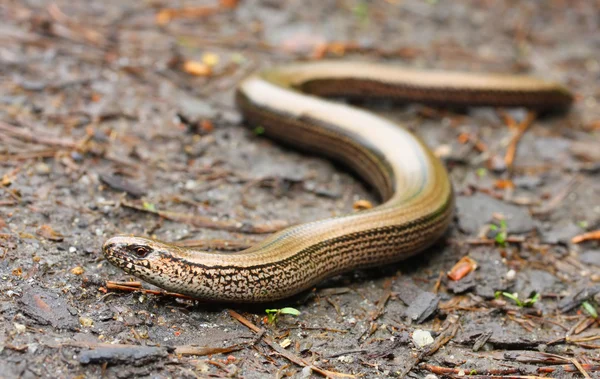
[1,1,599,378]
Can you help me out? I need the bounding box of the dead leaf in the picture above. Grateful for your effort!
[36,224,64,242]
[447,256,478,281]
[183,61,212,76]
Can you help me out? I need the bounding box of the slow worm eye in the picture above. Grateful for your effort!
[131,245,152,258]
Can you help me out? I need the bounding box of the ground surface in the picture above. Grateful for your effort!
[1,1,600,378]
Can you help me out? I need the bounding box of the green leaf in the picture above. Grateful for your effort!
[230,52,246,65]
[500,292,540,308]
[582,301,598,318]
[476,168,487,178]
[143,202,157,212]
[500,219,507,230]
[490,220,508,246]
[265,307,300,325]
[577,220,589,229]
[522,292,540,307]
[279,307,300,316]
[352,1,369,25]
[494,231,507,246]
[253,126,265,135]
[502,292,521,305]
[266,313,277,325]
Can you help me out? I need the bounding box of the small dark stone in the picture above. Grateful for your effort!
[513,175,543,189]
[446,272,476,294]
[456,193,535,234]
[580,250,600,266]
[98,308,115,322]
[70,151,84,162]
[79,346,168,365]
[558,285,600,313]
[18,286,78,330]
[488,154,507,173]
[472,330,493,351]
[404,291,439,324]
[540,222,582,244]
[98,172,147,198]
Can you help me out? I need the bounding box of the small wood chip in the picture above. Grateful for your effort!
[447,256,478,281]
[183,61,212,76]
[353,199,373,210]
[572,229,600,244]
[36,224,64,242]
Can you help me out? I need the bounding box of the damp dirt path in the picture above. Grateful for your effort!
[1,1,599,378]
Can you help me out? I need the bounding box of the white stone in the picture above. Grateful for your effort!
[412,329,434,348]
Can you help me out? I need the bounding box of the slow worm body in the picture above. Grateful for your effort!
[103,62,572,302]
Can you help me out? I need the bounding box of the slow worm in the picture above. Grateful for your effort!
[103,61,572,302]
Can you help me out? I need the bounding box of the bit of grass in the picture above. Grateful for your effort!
[352,1,369,26]
[476,167,487,178]
[489,219,508,246]
[495,291,540,307]
[577,220,589,229]
[265,307,300,325]
[582,301,598,318]
[253,126,265,135]
[142,201,156,212]
[230,52,246,64]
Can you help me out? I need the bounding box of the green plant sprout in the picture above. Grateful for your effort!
[577,220,589,229]
[142,201,156,212]
[495,291,540,307]
[582,301,598,319]
[265,307,300,325]
[352,2,370,26]
[489,219,508,246]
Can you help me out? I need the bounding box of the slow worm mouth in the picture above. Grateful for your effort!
[102,237,126,258]
[102,241,116,255]
[102,236,137,264]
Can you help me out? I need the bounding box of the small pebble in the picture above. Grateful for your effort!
[185,180,199,190]
[434,144,452,158]
[337,355,354,364]
[69,247,77,253]
[79,317,94,327]
[71,151,84,162]
[14,323,26,334]
[488,154,507,173]
[506,269,516,281]
[301,366,312,378]
[412,329,434,347]
[35,162,51,175]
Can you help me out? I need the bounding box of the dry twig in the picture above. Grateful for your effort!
[228,310,354,378]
